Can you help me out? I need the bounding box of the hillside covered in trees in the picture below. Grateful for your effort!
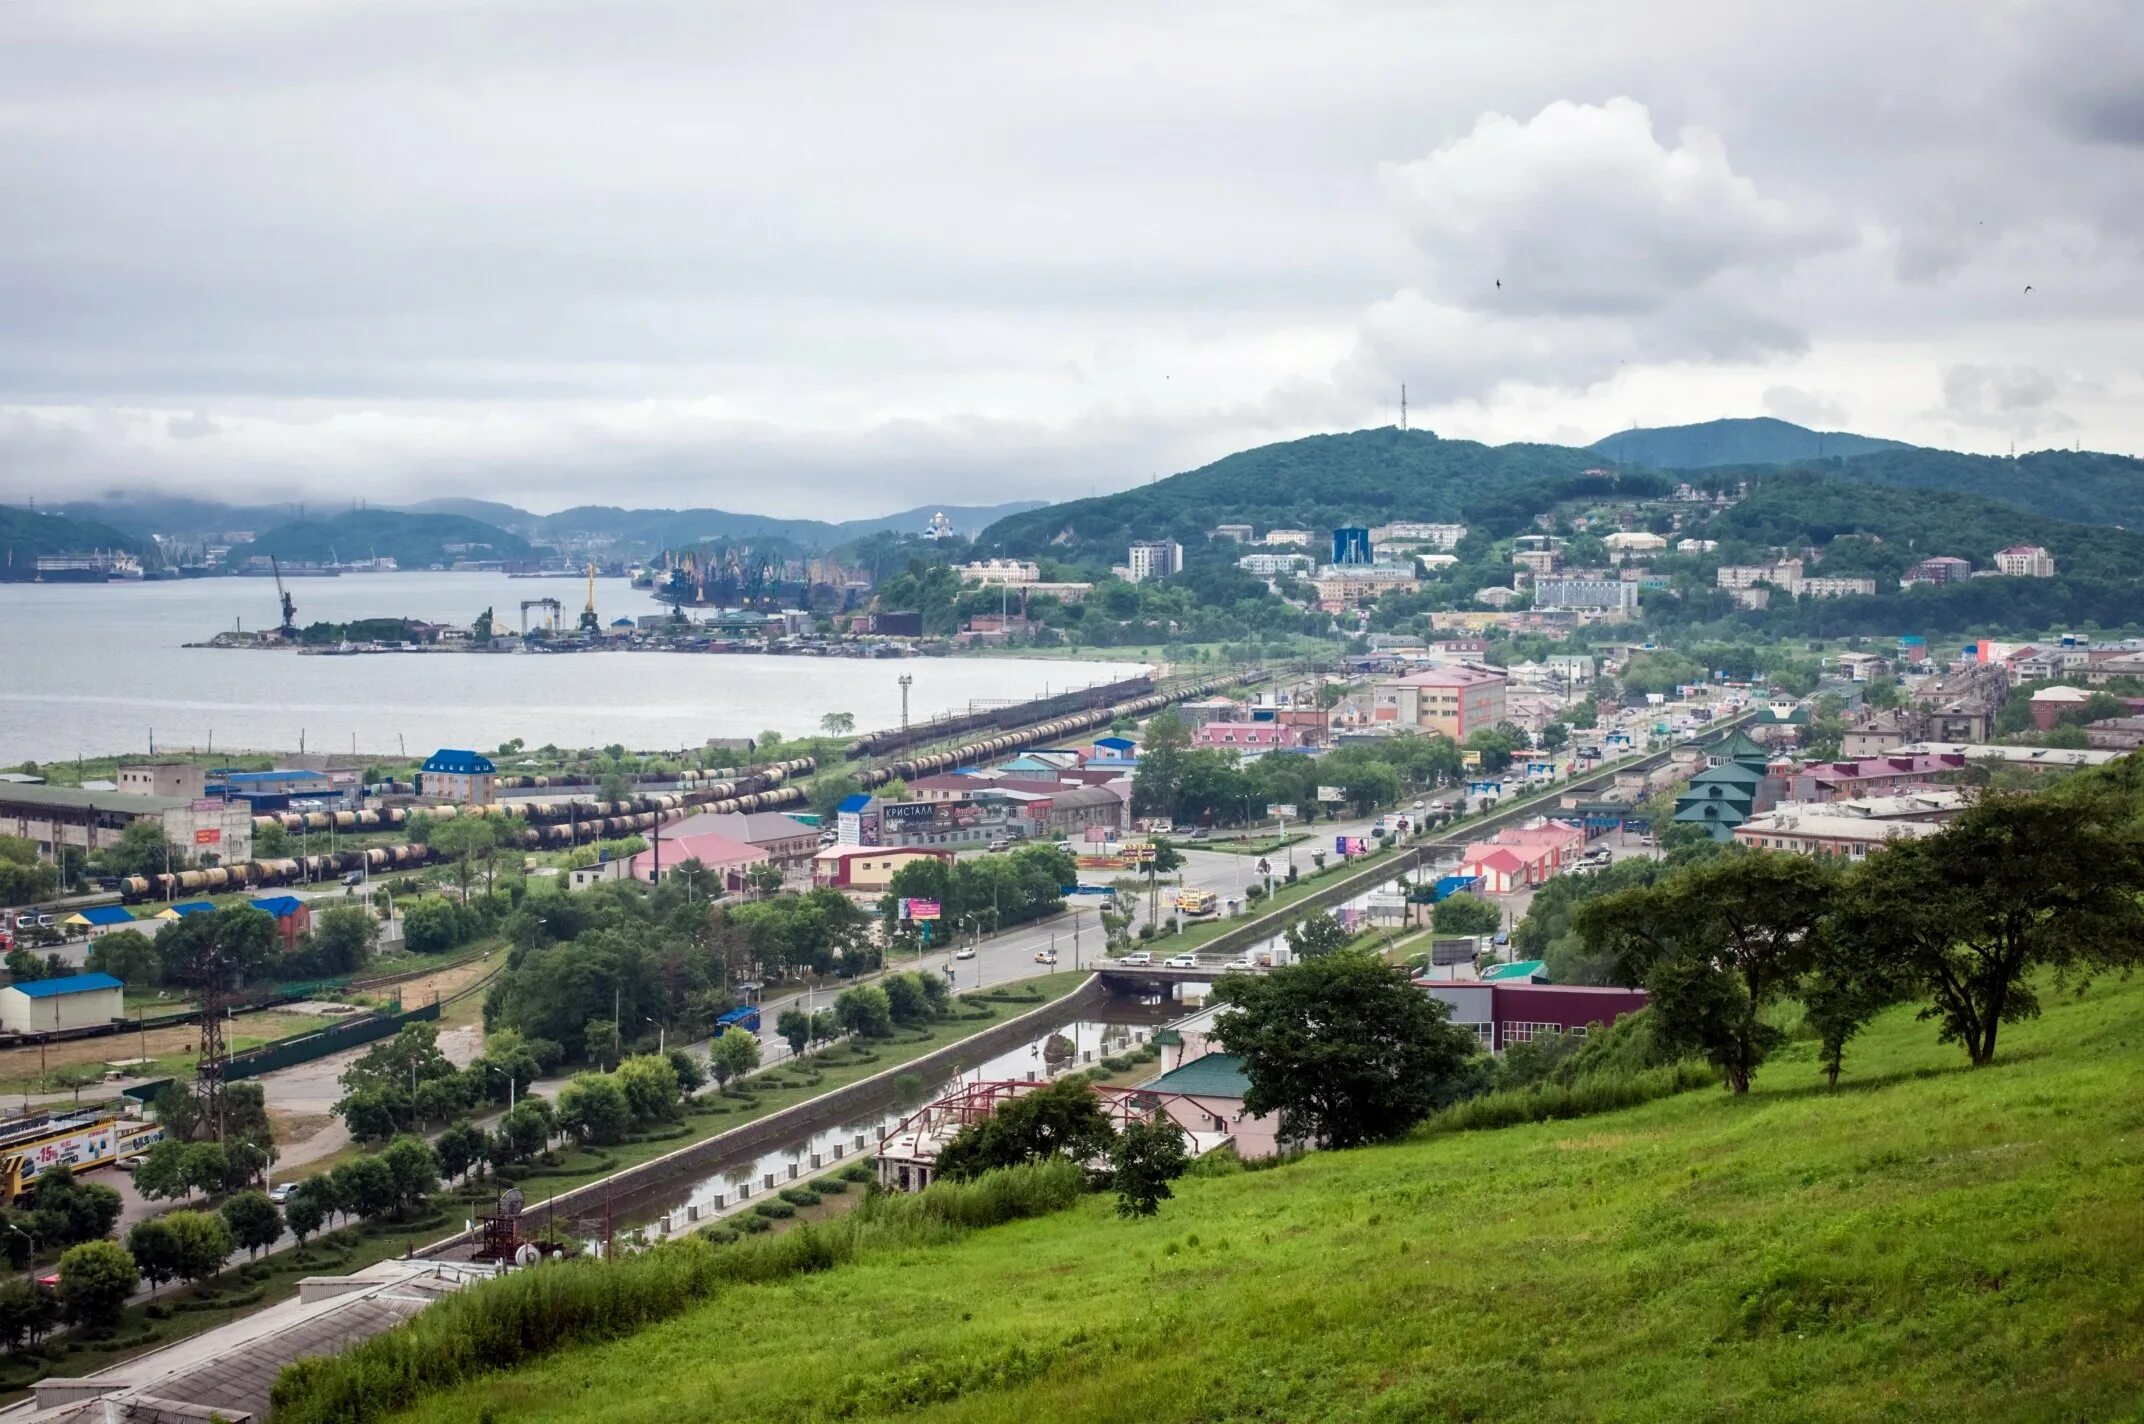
[0,505,154,578]
[226,510,538,569]
[1591,416,1909,468]
[978,428,1604,566]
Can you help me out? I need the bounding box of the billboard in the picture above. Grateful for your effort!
[881,802,937,827]
[1317,785,1345,803]
[1265,803,1297,820]
[902,898,941,921]
[194,828,221,846]
[1334,835,1368,856]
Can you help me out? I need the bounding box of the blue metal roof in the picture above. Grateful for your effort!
[836,794,871,813]
[421,749,496,775]
[11,972,123,999]
[1094,736,1136,750]
[71,905,136,926]
[224,769,328,786]
[166,901,216,917]
[250,895,306,918]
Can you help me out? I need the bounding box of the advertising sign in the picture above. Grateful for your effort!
[194,828,221,846]
[903,898,941,921]
[1085,826,1110,844]
[1265,804,1297,820]
[192,798,224,814]
[1334,835,1367,856]
[1462,750,1482,767]
[1316,785,1345,803]
[881,802,937,826]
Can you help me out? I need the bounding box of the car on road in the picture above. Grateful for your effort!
[341,869,365,886]
[1189,826,1210,840]
[1222,956,1253,971]
[269,1182,293,1204]
[1163,953,1198,968]
[1411,800,1425,810]
[1033,951,1058,965]
[987,838,1013,852]
[1120,951,1153,966]
[954,947,976,960]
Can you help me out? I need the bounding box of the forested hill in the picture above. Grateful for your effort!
[227,510,537,569]
[0,505,152,577]
[1817,447,2144,532]
[979,428,1604,563]
[1591,417,1910,468]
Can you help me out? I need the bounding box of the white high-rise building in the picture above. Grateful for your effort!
[1127,540,1184,583]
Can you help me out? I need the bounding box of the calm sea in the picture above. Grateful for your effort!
[0,573,1145,764]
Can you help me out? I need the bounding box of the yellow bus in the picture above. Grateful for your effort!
[1174,889,1218,917]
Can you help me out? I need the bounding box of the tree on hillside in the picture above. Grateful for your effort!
[1575,851,1838,1093]
[1800,923,1911,1089]
[155,905,277,991]
[1111,1117,1190,1218]
[1842,786,2144,1065]
[934,1078,1117,1181]
[1213,950,1478,1149]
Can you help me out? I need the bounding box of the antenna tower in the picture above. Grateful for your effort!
[1400,384,1408,431]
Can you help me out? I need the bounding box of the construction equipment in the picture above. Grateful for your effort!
[578,562,601,634]
[271,556,297,635]
[520,598,562,635]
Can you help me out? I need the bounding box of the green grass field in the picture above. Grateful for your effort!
[391,974,2144,1424]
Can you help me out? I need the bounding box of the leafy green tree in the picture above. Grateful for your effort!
[1800,923,1910,1089]
[934,1079,1117,1181]
[428,817,494,901]
[1284,912,1351,960]
[1841,783,2144,1065]
[1432,893,1502,937]
[335,1088,408,1144]
[710,1027,761,1087]
[557,1073,632,1144]
[181,1142,229,1199]
[282,1181,329,1245]
[775,1007,811,1058]
[156,905,277,989]
[57,1240,137,1326]
[94,818,180,879]
[665,1047,706,1094]
[1111,1117,1190,1218]
[164,1209,233,1284]
[499,1102,552,1162]
[126,1217,182,1289]
[434,1123,488,1183]
[220,1190,283,1258]
[881,973,928,1026]
[84,928,158,986]
[1576,850,1838,1093]
[380,1136,440,1216]
[0,836,58,908]
[833,984,893,1038]
[1213,950,1478,1148]
[400,895,473,954]
[331,1156,399,1222]
[819,711,856,737]
[614,1053,681,1124]
[303,905,379,976]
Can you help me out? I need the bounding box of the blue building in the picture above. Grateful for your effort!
[1331,526,1372,566]
[419,749,498,805]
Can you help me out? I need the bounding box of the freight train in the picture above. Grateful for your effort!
[843,673,1158,760]
[123,675,1261,902]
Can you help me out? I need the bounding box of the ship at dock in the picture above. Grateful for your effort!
[33,551,144,583]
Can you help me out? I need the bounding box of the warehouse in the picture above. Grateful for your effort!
[0,973,126,1036]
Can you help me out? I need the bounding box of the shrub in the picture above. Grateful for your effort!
[698,1226,739,1245]
[752,1201,796,1219]
[738,1214,773,1234]
[777,1187,821,1207]
[839,1162,874,1183]
[1420,1061,1715,1136]
[809,1176,849,1195]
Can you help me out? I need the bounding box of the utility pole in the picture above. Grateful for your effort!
[898,674,913,732]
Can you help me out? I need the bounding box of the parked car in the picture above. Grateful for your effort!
[1163,953,1198,968]
[1189,827,1210,840]
[269,1182,293,1204]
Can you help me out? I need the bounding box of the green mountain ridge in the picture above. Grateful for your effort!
[226,510,538,570]
[0,505,154,578]
[1592,416,1912,468]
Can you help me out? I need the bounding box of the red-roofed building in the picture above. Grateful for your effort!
[592,833,771,893]
[1460,844,1538,894]
[1193,723,1306,752]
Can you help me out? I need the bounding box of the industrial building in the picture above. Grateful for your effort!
[0,784,254,867]
[0,972,126,1036]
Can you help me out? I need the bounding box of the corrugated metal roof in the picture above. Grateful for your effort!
[0,783,192,813]
[65,906,136,926]
[9,972,124,999]
[1480,959,1548,982]
[1146,1052,1251,1099]
[250,895,306,917]
[420,749,496,775]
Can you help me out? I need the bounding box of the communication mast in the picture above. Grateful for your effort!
[1400,384,1408,432]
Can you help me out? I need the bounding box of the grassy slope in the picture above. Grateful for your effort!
[399,977,2144,1424]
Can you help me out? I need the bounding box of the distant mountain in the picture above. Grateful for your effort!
[531,500,1044,552]
[226,510,538,570]
[399,497,537,531]
[0,505,153,578]
[1592,417,1911,469]
[979,427,1606,564]
[1812,447,2144,533]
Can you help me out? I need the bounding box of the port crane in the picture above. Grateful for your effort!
[520,598,563,635]
[270,555,297,635]
[578,562,601,634]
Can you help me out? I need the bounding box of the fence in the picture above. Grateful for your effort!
[213,999,442,1081]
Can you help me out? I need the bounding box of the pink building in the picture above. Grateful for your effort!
[1418,982,1651,1053]
[1193,722,1306,751]
[612,833,770,891]
[1786,754,1967,802]
[1459,818,1587,891]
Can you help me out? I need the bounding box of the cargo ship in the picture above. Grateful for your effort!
[33,551,144,583]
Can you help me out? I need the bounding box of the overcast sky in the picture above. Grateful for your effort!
[3,0,2139,516]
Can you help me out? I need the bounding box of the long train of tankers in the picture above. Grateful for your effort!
[118,674,1257,902]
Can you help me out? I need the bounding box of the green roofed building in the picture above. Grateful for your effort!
[1673,759,1773,842]
[1711,730,1771,767]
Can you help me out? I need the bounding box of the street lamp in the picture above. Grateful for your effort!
[644,1016,665,1054]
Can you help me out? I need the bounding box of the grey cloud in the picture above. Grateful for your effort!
[1762,386,1849,429]
[1937,364,2074,438]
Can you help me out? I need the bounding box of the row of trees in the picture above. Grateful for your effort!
[879,845,1076,950]
[1131,713,1467,827]
[930,1078,1192,1218]
[1575,772,2144,1091]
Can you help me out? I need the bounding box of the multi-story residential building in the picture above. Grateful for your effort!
[1717,559,1804,590]
[1533,579,1639,616]
[1369,521,1467,550]
[1127,540,1183,583]
[1262,528,1314,548]
[954,559,1040,587]
[1901,555,1973,587]
[1209,523,1255,543]
[1799,576,1878,598]
[1311,566,1420,605]
[1732,808,1944,859]
[1237,552,1316,579]
[1994,545,2055,577]
[1372,666,1508,739]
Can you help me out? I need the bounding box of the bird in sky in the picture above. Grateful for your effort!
[2024,285,2034,293]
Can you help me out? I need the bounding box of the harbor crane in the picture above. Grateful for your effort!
[578,562,602,634]
[520,598,563,635]
[270,555,297,635]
